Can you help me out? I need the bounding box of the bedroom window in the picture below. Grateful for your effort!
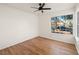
[51,14,73,34]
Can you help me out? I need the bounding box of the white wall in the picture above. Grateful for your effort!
[39,9,76,44]
[0,5,39,50]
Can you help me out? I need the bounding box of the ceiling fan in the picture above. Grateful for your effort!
[31,3,51,13]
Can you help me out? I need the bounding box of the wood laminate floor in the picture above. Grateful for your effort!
[0,37,78,55]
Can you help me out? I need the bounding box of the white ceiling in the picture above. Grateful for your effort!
[0,3,77,13]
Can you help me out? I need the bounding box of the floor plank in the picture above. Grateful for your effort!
[0,37,78,55]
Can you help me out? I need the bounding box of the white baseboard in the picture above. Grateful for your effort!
[0,35,39,50]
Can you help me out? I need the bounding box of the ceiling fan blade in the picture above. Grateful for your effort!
[39,3,42,6]
[42,8,51,10]
[31,7,38,9]
[34,10,39,12]
[41,3,45,8]
[39,3,45,7]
